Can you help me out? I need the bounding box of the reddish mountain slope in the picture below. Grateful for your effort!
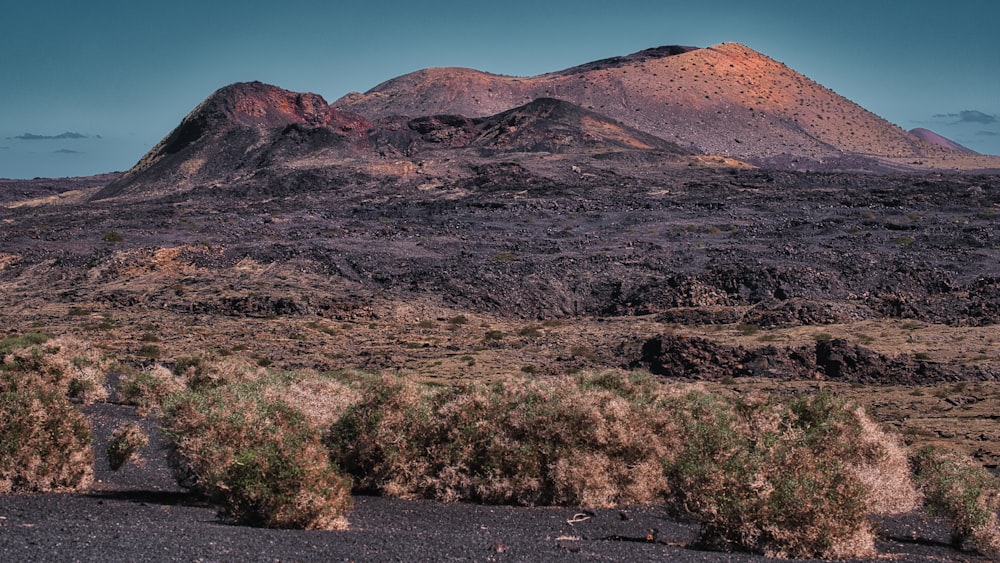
[909,128,978,154]
[93,84,695,200]
[333,43,963,168]
[93,82,371,200]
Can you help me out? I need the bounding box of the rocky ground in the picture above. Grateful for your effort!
[0,165,998,560]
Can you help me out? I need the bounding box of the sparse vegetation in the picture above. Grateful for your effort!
[517,325,542,337]
[912,446,1000,556]
[2,324,996,561]
[102,230,124,243]
[483,329,505,341]
[325,373,914,558]
[107,423,148,470]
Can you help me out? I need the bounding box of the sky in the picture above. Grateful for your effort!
[1,1,998,179]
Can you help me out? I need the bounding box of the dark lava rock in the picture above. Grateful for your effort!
[628,334,999,385]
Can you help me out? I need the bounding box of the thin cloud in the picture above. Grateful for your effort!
[976,130,999,137]
[10,132,90,140]
[53,148,84,154]
[932,110,998,125]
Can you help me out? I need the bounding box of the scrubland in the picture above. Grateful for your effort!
[3,333,998,559]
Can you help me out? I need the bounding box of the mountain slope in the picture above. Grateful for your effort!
[909,128,979,154]
[92,82,372,200]
[333,43,964,168]
[93,86,697,200]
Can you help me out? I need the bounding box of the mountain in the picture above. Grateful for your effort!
[95,42,1000,201]
[92,85,696,200]
[908,128,978,154]
[92,82,372,200]
[333,42,969,168]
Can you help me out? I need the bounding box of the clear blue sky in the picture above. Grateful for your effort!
[2,1,997,178]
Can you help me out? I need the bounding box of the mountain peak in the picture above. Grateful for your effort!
[554,45,700,75]
[333,41,971,168]
[92,81,371,200]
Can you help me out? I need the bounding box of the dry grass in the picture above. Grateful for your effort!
[851,409,920,515]
[117,364,184,415]
[2,335,111,404]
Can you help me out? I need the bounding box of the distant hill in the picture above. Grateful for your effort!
[334,42,964,168]
[909,128,978,154]
[92,82,372,200]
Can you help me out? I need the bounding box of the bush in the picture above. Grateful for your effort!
[326,375,913,558]
[663,391,918,558]
[660,390,909,559]
[327,371,676,507]
[181,355,273,390]
[0,335,94,493]
[107,423,149,470]
[913,446,1000,556]
[118,364,184,415]
[161,375,352,529]
[1,336,110,404]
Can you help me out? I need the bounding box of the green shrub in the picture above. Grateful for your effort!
[137,344,161,359]
[0,332,50,355]
[661,390,910,559]
[118,365,184,415]
[912,446,1000,555]
[107,423,148,470]
[0,335,94,493]
[161,375,352,529]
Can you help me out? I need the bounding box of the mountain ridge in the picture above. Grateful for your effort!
[334,42,998,170]
[95,42,1000,200]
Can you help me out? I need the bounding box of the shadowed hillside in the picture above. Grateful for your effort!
[92,82,372,200]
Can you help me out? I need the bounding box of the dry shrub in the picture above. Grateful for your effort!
[173,355,268,389]
[263,369,360,430]
[912,446,1000,556]
[327,371,677,507]
[0,335,94,493]
[107,422,149,470]
[117,364,184,415]
[850,409,920,515]
[320,371,921,559]
[2,335,110,404]
[161,375,352,529]
[662,390,882,559]
[324,373,436,498]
